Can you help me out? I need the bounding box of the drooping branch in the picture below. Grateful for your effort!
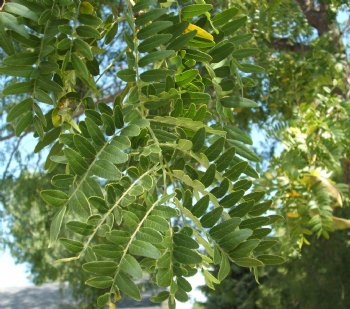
[295,0,329,35]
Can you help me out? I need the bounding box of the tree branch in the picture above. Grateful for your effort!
[295,0,329,35]
[271,38,312,53]
[0,132,16,142]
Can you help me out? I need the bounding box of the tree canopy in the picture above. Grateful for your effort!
[0,0,349,308]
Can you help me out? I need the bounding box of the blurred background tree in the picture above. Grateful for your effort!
[198,0,350,308]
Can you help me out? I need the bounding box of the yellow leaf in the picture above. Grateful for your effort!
[286,191,301,198]
[52,108,61,127]
[185,23,214,41]
[109,303,116,309]
[332,216,350,230]
[68,119,82,133]
[80,1,94,15]
[287,212,299,218]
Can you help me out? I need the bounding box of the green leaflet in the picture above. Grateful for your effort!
[218,229,253,253]
[41,190,68,207]
[144,215,169,232]
[209,41,235,63]
[209,217,241,240]
[66,221,94,236]
[181,91,211,105]
[137,21,173,40]
[205,137,225,161]
[73,135,96,159]
[240,217,270,229]
[0,65,33,77]
[78,14,103,27]
[71,53,89,80]
[173,233,199,249]
[133,0,157,12]
[85,276,113,289]
[182,4,213,20]
[138,34,173,53]
[129,240,161,259]
[152,116,225,135]
[184,49,212,62]
[200,207,223,228]
[105,23,118,45]
[226,126,253,145]
[238,63,265,73]
[212,7,239,27]
[173,246,202,264]
[85,118,106,146]
[3,52,37,65]
[221,96,258,108]
[93,244,122,259]
[228,140,260,162]
[60,238,83,254]
[203,269,220,290]
[216,147,236,172]
[167,30,197,51]
[233,257,264,267]
[229,200,255,218]
[64,148,88,175]
[140,69,171,82]
[138,50,175,67]
[97,293,110,307]
[7,98,33,122]
[175,69,198,86]
[3,81,33,95]
[0,12,28,38]
[115,272,141,301]
[232,48,260,59]
[230,239,260,259]
[221,16,247,35]
[4,3,38,21]
[192,195,210,217]
[177,277,192,292]
[135,8,167,26]
[224,161,248,181]
[49,206,66,246]
[138,227,163,244]
[91,160,121,180]
[218,254,231,281]
[200,164,216,188]
[74,38,93,61]
[117,69,136,82]
[219,190,245,208]
[83,261,118,276]
[76,25,100,39]
[191,127,206,152]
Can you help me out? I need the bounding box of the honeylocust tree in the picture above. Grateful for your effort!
[0,0,282,307]
[247,0,350,249]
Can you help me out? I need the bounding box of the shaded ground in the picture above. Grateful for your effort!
[0,283,165,309]
[0,283,75,309]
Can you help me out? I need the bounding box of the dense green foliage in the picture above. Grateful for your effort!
[200,209,350,309]
[199,0,350,307]
[0,0,286,307]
